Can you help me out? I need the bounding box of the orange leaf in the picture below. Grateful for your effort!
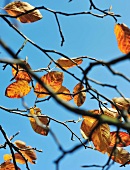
[101,108,120,119]
[57,86,72,101]
[14,140,26,148]
[12,61,31,83]
[29,107,49,136]
[112,97,130,111]
[14,140,37,164]
[92,124,110,153]
[4,1,43,23]
[0,161,20,170]
[35,71,63,98]
[107,147,130,165]
[14,153,26,164]
[73,83,86,107]
[5,80,31,98]
[110,131,130,147]
[56,57,83,70]
[114,23,130,54]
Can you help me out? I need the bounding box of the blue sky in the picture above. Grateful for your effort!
[1,0,130,170]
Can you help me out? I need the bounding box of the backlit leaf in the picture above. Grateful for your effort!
[14,153,26,164]
[107,147,130,165]
[57,86,72,101]
[12,61,31,83]
[56,57,83,70]
[14,140,26,148]
[4,1,43,23]
[35,71,63,98]
[5,80,31,98]
[110,131,130,147]
[0,161,20,170]
[73,83,86,107]
[3,154,12,162]
[114,23,130,54]
[14,140,37,164]
[112,97,130,111]
[92,124,110,153]
[29,107,49,136]
[100,108,120,119]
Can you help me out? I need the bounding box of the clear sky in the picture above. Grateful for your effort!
[1,0,130,170]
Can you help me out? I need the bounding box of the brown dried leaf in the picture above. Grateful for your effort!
[14,140,37,164]
[4,1,43,23]
[110,131,130,147]
[112,97,130,111]
[0,161,20,170]
[14,140,26,148]
[5,80,31,98]
[35,71,63,98]
[92,124,110,153]
[56,57,83,70]
[114,23,130,54]
[14,153,26,164]
[107,147,130,165]
[73,83,86,107]
[101,108,120,119]
[12,61,31,83]
[29,107,49,136]
[57,86,72,101]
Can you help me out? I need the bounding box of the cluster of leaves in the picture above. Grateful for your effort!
[81,97,130,165]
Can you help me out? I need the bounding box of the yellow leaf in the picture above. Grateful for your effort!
[4,1,43,23]
[5,80,31,98]
[3,154,12,162]
[35,71,63,98]
[107,147,130,165]
[14,140,37,164]
[29,107,49,136]
[56,58,83,70]
[57,86,72,101]
[73,83,86,107]
[92,124,110,153]
[12,61,31,83]
[114,23,130,54]
[112,97,130,111]
[0,161,20,170]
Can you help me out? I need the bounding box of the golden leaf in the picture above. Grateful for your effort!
[92,124,110,153]
[4,1,43,23]
[5,80,31,98]
[56,58,83,70]
[73,83,86,107]
[110,131,130,147]
[101,108,120,119]
[112,97,130,111]
[57,86,72,101]
[0,161,20,170]
[12,61,31,83]
[35,71,63,98]
[14,140,26,148]
[114,23,130,54]
[107,147,130,165]
[3,154,12,162]
[14,140,37,164]
[29,107,49,136]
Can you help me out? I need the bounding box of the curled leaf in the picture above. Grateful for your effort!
[5,80,31,98]
[34,71,63,98]
[12,60,31,83]
[4,1,43,23]
[29,107,49,136]
[56,57,83,70]
[114,23,130,54]
[110,131,130,147]
[0,161,21,170]
[73,83,86,107]
[112,97,130,111]
[57,86,72,101]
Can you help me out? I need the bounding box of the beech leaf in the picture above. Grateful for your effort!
[4,1,43,23]
[5,80,31,98]
[112,97,130,111]
[73,83,86,107]
[34,71,63,98]
[57,86,72,101]
[0,161,21,170]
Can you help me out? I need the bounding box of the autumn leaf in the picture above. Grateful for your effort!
[92,124,110,153]
[29,107,49,136]
[0,161,20,170]
[56,57,83,70]
[73,83,86,107]
[14,140,37,164]
[34,71,63,98]
[112,97,130,111]
[107,147,130,165]
[57,86,72,101]
[114,23,130,54]
[3,154,12,162]
[14,153,26,164]
[110,131,130,147]
[14,140,26,149]
[100,108,120,119]
[4,1,43,23]
[12,61,31,83]
[5,80,31,98]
